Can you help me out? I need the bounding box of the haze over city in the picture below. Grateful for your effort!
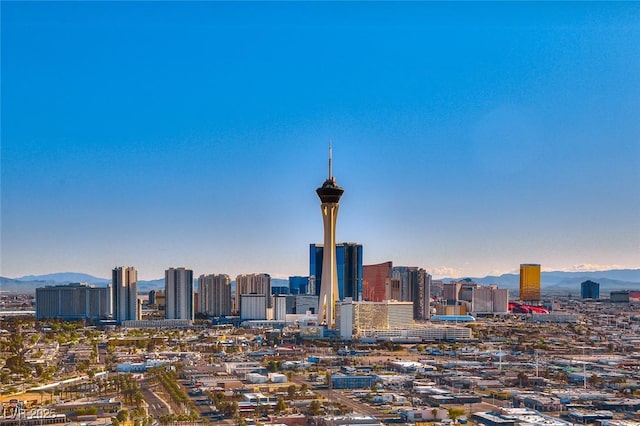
[2,2,639,281]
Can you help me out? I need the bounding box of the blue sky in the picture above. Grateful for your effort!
[2,2,639,280]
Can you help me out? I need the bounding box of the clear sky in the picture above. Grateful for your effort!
[2,2,639,281]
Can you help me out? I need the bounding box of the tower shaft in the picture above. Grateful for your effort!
[318,202,340,328]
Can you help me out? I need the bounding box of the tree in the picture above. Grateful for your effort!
[431,408,439,420]
[287,385,297,398]
[308,400,322,416]
[448,407,466,423]
[517,371,529,387]
[275,398,287,414]
[116,410,129,423]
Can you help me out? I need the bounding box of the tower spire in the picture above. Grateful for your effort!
[329,140,333,180]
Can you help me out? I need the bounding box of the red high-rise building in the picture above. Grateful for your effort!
[363,261,392,302]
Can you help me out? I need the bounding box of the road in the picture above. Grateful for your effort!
[140,380,172,417]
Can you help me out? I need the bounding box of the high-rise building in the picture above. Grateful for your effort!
[461,285,509,315]
[236,273,271,313]
[148,289,166,311]
[581,280,600,299]
[199,274,232,317]
[430,280,445,298]
[443,282,462,305]
[315,145,344,328]
[363,261,392,302]
[310,243,363,301]
[386,277,401,301]
[165,267,194,320]
[416,270,432,321]
[519,264,541,303]
[36,283,109,320]
[390,266,431,320]
[112,266,140,323]
[289,276,310,295]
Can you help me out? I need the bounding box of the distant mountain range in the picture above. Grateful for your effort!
[440,269,640,295]
[0,272,162,294]
[1,270,638,296]
[0,272,289,295]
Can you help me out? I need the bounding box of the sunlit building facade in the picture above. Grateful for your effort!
[112,266,140,323]
[36,283,109,320]
[390,266,431,320]
[165,267,194,320]
[199,274,232,317]
[519,263,541,303]
[236,273,272,313]
[337,299,414,339]
[363,261,392,302]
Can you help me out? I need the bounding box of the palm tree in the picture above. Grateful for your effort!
[308,400,322,416]
[588,374,601,388]
[517,371,529,387]
[275,398,287,414]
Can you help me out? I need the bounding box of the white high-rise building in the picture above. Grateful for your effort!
[165,267,194,320]
[199,274,231,317]
[112,266,140,324]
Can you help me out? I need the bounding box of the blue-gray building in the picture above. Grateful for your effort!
[36,283,109,321]
[581,280,600,299]
[330,374,376,389]
[310,243,363,301]
[288,276,310,295]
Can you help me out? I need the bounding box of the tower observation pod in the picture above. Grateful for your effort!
[316,145,344,328]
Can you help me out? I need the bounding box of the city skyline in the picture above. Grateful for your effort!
[2,2,639,281]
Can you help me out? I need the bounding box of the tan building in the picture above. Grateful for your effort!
[112,266,140,324]
[236,273,271,313]
[199,274,231,317]
[337,299,414,339]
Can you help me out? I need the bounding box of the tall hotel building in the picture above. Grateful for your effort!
[390,266,431,321]
[310,243,363,301]
[112,266,140,323]
[289,276,310,295]
[199,274,232,317]
[362,261,392,302]
[235,273,271,313]
[165,267,194,320]
[581,280,600,300]
[519,263,541,303]
[458,283,509,315]
[36,283,109,320]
